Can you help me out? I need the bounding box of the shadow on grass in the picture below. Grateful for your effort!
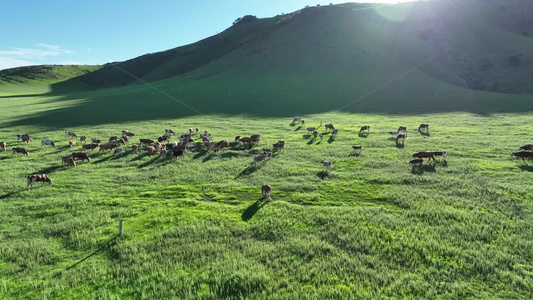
[294,126,302,131]
[202,154,215,163]
[236,164,259,179]
[327,136,335,144]
[302,134,311,139]
[411,165,424,175]
[93,155,114,164]
[193,149,208,159]
[33,165,63,175]
[519,165,533,172]
[0,190,25,200]
[241,199,267,221]
[131,152,150,161]
[317,170,331,180]
[307,138,316,145]
[349,151,362,157]
[220,151,240,159]
[137,155,161,168]
[65,235,118,272]
[358,133,369,138]
[419,131,431,137]
[395,142,405,149]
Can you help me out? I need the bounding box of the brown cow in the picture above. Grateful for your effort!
[69,140,76,148]
[253,154,268,165]
[65,157,76,167]
[22,135,32,143]
[313,130,318,139]
[140,138,154,145]
[80,136,87,144]
[122,130,135,137]
[82,143,99,151]
[273,140,285,151]
[146,146,157,154]
[121,135,129,142]
[0,141,6,151]
[99,143,117,152]
[109,136,118,142]
[91,138,102,144]
[332,128,338,137]
[262,184,271,199]
[325,124,335,132]
[160,149,168,157]
[172,148,187,158]
[250,135,261,144]
[119,138,126,145]
[12,147,29,156]
[132,144,139,153]
[27,174,52,189]
[61,156,71,164]
[71,152,91,162]
[412,151,435,162]
[216,140,230,149]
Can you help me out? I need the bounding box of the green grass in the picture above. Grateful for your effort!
[1,87,532,298]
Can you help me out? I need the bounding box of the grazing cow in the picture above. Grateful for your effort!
[250,134,261,144]
[146,146,157,154]
[519,144,533,151]
[215,148,221,156]
[17,134,29,141]
[109,136,118,142]
[313,130,318,139]
[395,133,406,144]
[99,143,117,152]
[301,119,305,125]
[234,136,241,142]
[69,140,76,148]
[325,124,335,132]
[80,136,87,144]
[139,138,154,145]
[216,140,230,149]
[27,174,52,189]
[0,141,6,151]
[419,124,429,133]
[122,130,135,137]
[261,148,272,155]
[118,138,126,145]
[158,135,171,143]
[431,151,447,159]
[65,131,78,138]
[91,138,102,144]
[359,126,370,134]
[409,158,424,165]
[352,145,362,152]
[273,140,285,151]
[397,126,407,136]
[389,131,399,138]
[239,137,252,145]
[511,151,533,161]
[61,156,71,165]
[160,149,168,157]
[292,116,301,124]
[172,149,187,158]
[262,184,271,199]
[121,135,129,142]
[165,129,175,135]
[12,147,29,156]
[307,127,316,133]
[412,151,435,162]
[132,144,139,153]
[321,160,333,169]
[113,147,123,156]
[332,128,338,137]
[188,128,194,135]
[65,157,76,167]
[195,128,199,133]
[253,154,268,165]
[22,135,32,143]
[41,139,56,148]
[71,152,91,162]
[82,143,99,151]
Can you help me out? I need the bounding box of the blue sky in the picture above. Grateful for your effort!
[0,0,405,70]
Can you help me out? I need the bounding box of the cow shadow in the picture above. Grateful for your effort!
[422,163,436,172]
[220,151,240,159]
[358,132,369,138]
[0,190,25,200]
[411,165,424,175]
[33,165,63,175]
[93,155,114,164]
[241,199,267,221]
[419,131,431,137]
[302,134,311,139]
[349,151,361,157]
[519,165,533,172]
[395,142,405,149]
[327,136,335,144]
[131,152,150,161]
[193,149,208,159]
[317,170,331,179]
[436,160,448,167]
[294,126,302,131]
[137,156,161,168]
[236,165,259,179]
[202,154,215,163]
[307,138,316,145]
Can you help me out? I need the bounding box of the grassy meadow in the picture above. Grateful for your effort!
[1,85,532,299]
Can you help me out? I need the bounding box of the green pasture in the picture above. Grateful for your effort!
[0,87,532,299]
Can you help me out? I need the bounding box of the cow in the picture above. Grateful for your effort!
[121,135,129,142]
[519,144,533,151]
[332,128,338,137]
[22,135,32,143]
[16,134,29,141]
[119,138,126,145]
[113,147,123,156]
[216,140,230,149]
[292,116,301,124]
[352,145,362,152]
[41,139,56,148]
[80,136,87,144]
[27,174,52,189]
[325,124,335,132]
[71,152,91,162]
[301,119,305,125]
[412,151,435,162]
[273,140,285,151]
[65,131,78,138]
[397,126,407,136]
[146,146,157,154]
[253,154,268,165]
[261,184,271,199]
[12,147,29,156]
[409,158,424,166]
[214,148,221,156]
[160,149,168,157]
[61,156,71,165]
[359,126,370,134]
[172,149,187,158]
[250,134,261,144]
[122,130,135,137]
[140,138,155,145]
[419,124,429,133]
[65,157,76,167]
[0,141,6,151]
[158,135,171,143]
[91,138,102,144]
[132,144,139,153]
[395,133,406,144]
[432,151,447,159]
[82,143,99,151]
[321,160,333,169]
[99,143,117,152]
[109,136,118,142]
[234,136,241,142]
[239,137,252,146]
[307,127,316,133]
[313,130,319,139]
[69,140,76,148]
[511,151,533,161]
[165,129,175,135]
